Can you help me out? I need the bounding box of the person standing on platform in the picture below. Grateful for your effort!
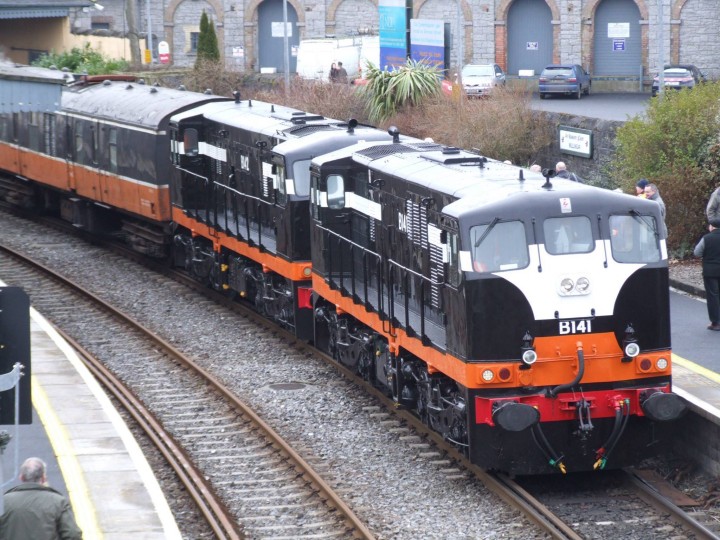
[694,218,720,331]
[0,457,82,539]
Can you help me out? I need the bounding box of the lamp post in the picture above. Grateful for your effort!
[657,0,663,95]
[283,0,290,91]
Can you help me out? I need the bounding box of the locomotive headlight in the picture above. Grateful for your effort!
[575,277,590,292]
[656,357,669,370]
[482,369,494,382]
[624,342,640,358]
[521,349,537,365]
[560,278,574,292]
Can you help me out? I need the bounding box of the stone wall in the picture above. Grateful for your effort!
[534,112,622,187]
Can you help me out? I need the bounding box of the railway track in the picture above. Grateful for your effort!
[0,243,374,539]
[2,208,719,539]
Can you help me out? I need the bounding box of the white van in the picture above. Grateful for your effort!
[296,36,379,82]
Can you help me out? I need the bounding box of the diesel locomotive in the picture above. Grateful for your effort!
[0,74,685,474]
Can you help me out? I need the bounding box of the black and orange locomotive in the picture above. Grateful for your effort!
[0,75,684,474]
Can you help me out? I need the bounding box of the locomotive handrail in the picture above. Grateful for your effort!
[387,258,444,285]
[315,224,381,258]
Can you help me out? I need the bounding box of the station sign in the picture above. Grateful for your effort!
[559,125,593,158]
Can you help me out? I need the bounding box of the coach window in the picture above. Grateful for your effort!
[28,116,40,151]
[75,124,84,163]
[43,113,56,156]
[544,216,593,255]
[0,114,8,141]
[609,214,661,263]
[327,174,345,209]
[91,125,98,164]
[109,128,118,173]
[471,220,528,273]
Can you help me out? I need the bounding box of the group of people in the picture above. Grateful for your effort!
[634,176,719,331]
[528,161,584,183]
[329,61,348,83]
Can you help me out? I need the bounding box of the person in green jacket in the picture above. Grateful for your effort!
[0,457,82,539]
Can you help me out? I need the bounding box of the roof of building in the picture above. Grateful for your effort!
[0,0,93,20]
[0,60,70,83]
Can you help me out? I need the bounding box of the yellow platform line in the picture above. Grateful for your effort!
[31,377,103,540]
[673,353,720,384]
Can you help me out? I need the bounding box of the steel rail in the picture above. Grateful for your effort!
[0,243,376,540]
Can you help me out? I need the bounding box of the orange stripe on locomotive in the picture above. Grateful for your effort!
[312,275,672,391]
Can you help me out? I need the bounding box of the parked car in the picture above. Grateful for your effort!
[458,63,506,97]
[651,64,706,97]
[538,64,591,99]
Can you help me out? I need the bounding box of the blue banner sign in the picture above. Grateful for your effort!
[379,0,408,70]
[410,19,445,69]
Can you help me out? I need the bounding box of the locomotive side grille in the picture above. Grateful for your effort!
[428,224,444,309]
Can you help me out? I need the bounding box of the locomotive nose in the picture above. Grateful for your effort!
[640,391,687,422]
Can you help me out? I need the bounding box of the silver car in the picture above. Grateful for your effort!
[460,64,506,97]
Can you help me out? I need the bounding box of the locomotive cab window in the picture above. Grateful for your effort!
[544,216,593,255]
[327,174,345,209]
[183,128,199,156]
[470,220,528,273]
[293,159,311,196]
[447,231,461,287]
[610,214,661,263]
[276,163,287,206]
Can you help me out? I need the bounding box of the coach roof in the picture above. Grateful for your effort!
[61,81,229,130]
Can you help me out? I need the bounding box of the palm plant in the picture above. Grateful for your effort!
[363,59,443,123]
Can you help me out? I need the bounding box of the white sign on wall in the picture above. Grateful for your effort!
[559,125,593,158]
[607,23,629,38]
[272,22,293,38]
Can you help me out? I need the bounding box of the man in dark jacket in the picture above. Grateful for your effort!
[694,218,720,331]
[554,161,582,182]
[0,457,82,539]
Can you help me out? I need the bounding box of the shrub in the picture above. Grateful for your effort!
[386,85,553,166]
[32,43,129,75]
[612,82,720,256]
[252,78,370,123]
[195,11,220,68]
[363,59,442,123]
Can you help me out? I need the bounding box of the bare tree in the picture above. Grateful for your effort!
[124,0,141,68]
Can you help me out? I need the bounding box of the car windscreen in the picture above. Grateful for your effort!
[463,66,494,77]
[664,68,691,77]
[542,68,573,77]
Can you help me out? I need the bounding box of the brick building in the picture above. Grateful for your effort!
[2,1,719,91]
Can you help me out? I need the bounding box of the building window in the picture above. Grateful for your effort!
[91,22,111,30]
[190,32,199,53]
